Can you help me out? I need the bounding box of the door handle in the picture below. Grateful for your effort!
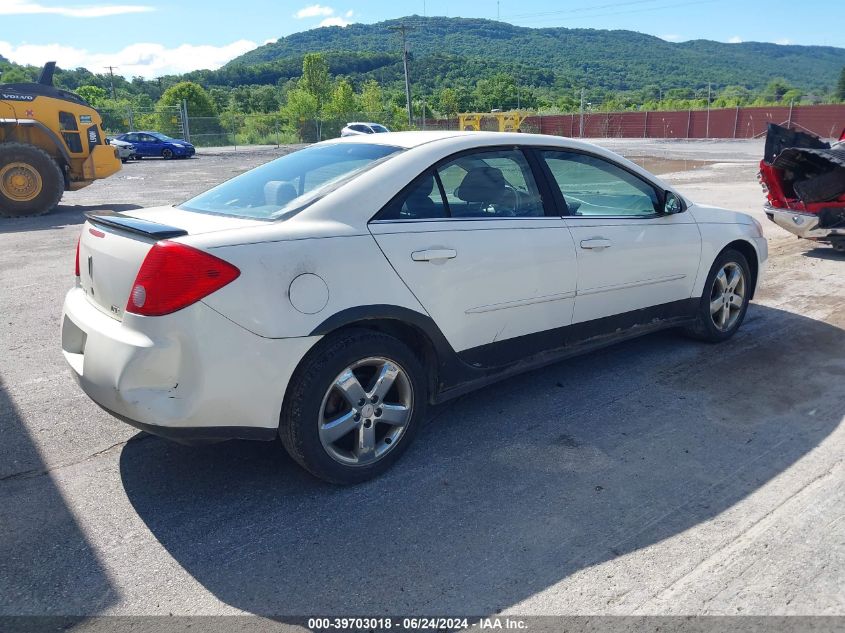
[411,248,457,262]
[580,238,612,250]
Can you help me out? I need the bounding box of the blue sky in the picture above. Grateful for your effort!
[1,0,842,78]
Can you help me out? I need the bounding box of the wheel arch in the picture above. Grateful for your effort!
[1,121,71,187]
[308,305,462,404]
[722,239,760,299]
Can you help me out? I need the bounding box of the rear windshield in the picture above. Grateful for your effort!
[179,143,402,219]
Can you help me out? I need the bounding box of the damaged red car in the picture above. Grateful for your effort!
[759,123,845,252]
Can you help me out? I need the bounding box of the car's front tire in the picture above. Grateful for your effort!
[280,329,426,484]
[161,148,173,159]
[684,248,751,342]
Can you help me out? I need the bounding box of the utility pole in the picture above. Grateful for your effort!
[579,88,585,137]
[497,1,500,19]
[706,81,711,138]
[389,23,415,126]
[104,66,118,100]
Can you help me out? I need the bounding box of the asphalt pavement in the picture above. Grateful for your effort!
[0,141,842,619]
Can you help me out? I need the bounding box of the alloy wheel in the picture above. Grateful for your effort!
[709,262,746,331]
[318,357,414,466]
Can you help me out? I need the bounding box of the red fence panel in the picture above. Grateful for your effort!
[426,105,845,140]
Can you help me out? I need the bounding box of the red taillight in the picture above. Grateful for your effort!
[75,237,81,277]
[125,241,240,317]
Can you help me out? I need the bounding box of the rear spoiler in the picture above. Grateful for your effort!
[86,212,188,239]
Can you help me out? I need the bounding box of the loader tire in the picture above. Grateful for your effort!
[0,143,64,218]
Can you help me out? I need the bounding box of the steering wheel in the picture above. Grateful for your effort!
[494,185,520,216]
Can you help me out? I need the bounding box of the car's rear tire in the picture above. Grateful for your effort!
[683,248,751,342]
[280,329,426,485]
[161,148,173,159]
[0,143,64,218]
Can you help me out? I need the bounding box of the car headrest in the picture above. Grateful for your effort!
[264,181,297,207]
[408,173,436,199]
[455,166,507,203]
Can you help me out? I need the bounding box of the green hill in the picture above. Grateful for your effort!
[227,16,845,93]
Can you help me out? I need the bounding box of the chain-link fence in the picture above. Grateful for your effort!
[99,104,186,140]
[96,103,845,149]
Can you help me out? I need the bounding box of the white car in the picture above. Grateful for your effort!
[61,132,768,484]
[106,137,136,163]
[340,122,390,137]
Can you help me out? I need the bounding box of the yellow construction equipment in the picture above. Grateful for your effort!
[458,111,528,133]
[0,62,121,217]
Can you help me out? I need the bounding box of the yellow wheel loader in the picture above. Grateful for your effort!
[0,62,121,217]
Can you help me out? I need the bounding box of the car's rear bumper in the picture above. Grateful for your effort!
[765,205,845,240]
[61,286,320,440]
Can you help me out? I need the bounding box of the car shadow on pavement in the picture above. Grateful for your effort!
[119,304,845,617]
[0,377,116,615]
[802,246,845,261]
[0,204,142,235]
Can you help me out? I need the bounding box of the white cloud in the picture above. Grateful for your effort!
[775,38,792,45]
[0,0,153,18]
[318,16,350,27]
[0,39,258,78]
[295,4,334,18]
[345,9,353,17]
[659,34,683,42]
[728,35,743,43]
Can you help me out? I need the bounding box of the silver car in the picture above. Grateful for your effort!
[107,137,136,163]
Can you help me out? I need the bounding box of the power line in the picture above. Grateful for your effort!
[505,0,663,20]
[506,0,721,24]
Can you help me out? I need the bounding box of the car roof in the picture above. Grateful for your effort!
[327,130,594,151]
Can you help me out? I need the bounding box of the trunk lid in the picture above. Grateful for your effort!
[79,207,262,320]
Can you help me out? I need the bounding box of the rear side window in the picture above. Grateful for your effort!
[180,143,402,219]
[438,149,544,218]
[375,148,546,221]
[378,171,449,220]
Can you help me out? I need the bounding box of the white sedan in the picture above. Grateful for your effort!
[61,132,768,484]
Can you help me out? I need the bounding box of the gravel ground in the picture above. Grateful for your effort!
[0,139,842,620]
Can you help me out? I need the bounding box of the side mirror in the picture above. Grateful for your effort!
[663,191,684,214]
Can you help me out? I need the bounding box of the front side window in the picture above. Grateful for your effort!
[180,143,402,219]
[542,151,660,217]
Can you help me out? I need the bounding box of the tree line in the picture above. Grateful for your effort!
[2,52,844,144]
